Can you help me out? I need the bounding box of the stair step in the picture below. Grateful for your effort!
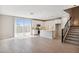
[69,30,79,32]
[66,37,79,41]
[70,28,79,29]
[70,29,79,31]
[68,33,79,36]
[67,35,79,38]
[71,26,79,28]
[65,39,79,46]
[69,32,79,34]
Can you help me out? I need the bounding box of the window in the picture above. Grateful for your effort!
[15,17,32,37]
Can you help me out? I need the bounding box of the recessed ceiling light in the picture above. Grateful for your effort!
[30,12,34,15]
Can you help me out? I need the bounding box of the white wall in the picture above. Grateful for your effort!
[0,15,15,39]
[44,19,61,31]
[0,14,69,39]
[61,15,70,29]
[32,19,61,31]
[32,20,45,28]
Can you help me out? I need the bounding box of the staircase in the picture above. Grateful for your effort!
[64,26,79,45]
[62,6,79,46]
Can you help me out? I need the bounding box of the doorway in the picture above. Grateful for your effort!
[55,24,61,39]
[15,17,32,38]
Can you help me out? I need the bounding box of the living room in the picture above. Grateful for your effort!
[0,5,79,53]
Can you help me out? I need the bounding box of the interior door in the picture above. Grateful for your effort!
[55,24,61,39]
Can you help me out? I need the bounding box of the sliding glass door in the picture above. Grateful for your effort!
[15,17,32,38]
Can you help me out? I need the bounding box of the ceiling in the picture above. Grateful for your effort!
[0,5,75,20]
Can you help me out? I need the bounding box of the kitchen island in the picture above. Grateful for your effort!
[40,30,53,39]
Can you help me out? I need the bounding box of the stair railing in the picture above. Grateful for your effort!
[62,17,72,42]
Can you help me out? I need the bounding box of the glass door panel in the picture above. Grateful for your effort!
[15,17,32,38]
